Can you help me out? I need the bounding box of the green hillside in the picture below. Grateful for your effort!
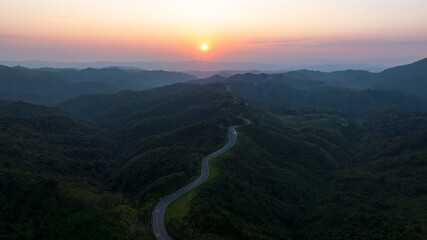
[0,65,195,105]
[166,109,426,240]
[1,74,426,240]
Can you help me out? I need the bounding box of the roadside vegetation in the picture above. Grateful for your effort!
[1,68,426,239]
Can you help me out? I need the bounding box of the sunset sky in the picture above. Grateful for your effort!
[1,0,427,64]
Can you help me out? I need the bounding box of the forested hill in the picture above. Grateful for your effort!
[57,83,199,122]
[45,67,195,90]
[193,58,427,101]
[167,107,427,240]
[374,58,427,100]
[1,60,426,239]
[282,58,427,100]
[0,65,195,105]
[194,75,425,114]
[0,84,247,239]
[1,58,426,107]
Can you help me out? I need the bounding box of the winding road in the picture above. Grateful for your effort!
[152,119,250,240]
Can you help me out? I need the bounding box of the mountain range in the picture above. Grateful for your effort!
[0,58,426,239]
[195,58,427,101]
[0,66,194,105]
[0,57,419,72]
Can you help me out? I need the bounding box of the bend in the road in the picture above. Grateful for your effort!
[152,120,248,240]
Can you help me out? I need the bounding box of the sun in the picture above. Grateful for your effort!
[200,44,209,51]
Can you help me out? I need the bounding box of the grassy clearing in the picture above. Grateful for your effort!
[165,152,228,221]
[165,190,196,221]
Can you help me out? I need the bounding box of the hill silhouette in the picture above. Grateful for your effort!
[0,65,195,105]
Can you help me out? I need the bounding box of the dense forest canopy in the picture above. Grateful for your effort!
[1,59,426,239]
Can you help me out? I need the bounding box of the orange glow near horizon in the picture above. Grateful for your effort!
[0,0,426,62]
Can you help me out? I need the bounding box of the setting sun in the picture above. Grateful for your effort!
[201,44,209,52]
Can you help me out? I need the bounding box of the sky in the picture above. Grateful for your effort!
[1,0,427,65]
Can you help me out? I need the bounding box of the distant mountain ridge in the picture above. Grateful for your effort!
[0,58,426,106]
[0,65,195,105]
[374,58,427,99]
[0,60,281,72]
[0,66,118,106]
[289,58,427,100]
[45,67,195,89]
[193,58,427,100]
[1,57,418,72]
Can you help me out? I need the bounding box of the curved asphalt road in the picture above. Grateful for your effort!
[152,118,250,240]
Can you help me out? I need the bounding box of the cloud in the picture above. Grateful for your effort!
[0,34,18,39]
[248,37,330,48]
[308,39,427,48]
[249,38,305,45]
[248,37,427,48]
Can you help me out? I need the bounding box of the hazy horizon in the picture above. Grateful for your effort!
[1,56,424,73]
[1,0,427,64]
